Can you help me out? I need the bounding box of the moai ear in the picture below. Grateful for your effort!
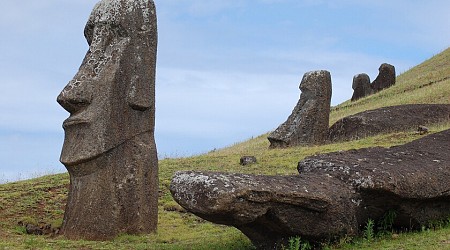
[127,75,151,111]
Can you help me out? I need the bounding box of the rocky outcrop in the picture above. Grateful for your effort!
[328,104,450,142]
[268,70,332,148]
[57,0,158,240]
[170,129,450,249]
[351,73,372,101]
[371,63,396,92]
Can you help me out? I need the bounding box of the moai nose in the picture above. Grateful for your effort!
[57,79,92,114]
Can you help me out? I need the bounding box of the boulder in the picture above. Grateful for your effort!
[57,0,158,240]
[170,129,450,248]
[351,73,372,101]
[25,224,43,235]
[371,63,396,92]
[328,104,450,142]
[240,156,257,166]
[268,70,332,148]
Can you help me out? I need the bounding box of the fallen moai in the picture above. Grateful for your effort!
[328,104,450,142]
[268,70,332,148]
[57,0,158,240]
[170,129,450,248]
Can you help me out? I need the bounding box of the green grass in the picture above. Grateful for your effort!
[1,48,450,249]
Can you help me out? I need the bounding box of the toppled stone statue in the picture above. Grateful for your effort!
[268,70,332,148]
[371,63,396,92]
[351,73,372,101]
[57,0,158,240]
[328,104,450,142]
[170,129,450,249]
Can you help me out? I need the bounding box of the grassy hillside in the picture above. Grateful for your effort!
[1,48,450,249]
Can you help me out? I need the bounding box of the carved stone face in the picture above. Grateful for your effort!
[57,0,156,167]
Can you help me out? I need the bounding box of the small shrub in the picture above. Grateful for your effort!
[378,209,397,235]
[288,236,300,250]
[14,225,27,235]
[364,219,375,242]
[282,236,311,250]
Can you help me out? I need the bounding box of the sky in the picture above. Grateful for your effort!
[0,0,449,183]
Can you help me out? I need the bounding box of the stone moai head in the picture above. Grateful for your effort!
[268,70,332,148]
[352,73,370,91]
[378,63,395,77]
[371,63,395,92]
[351,73,372,102]
[299,70,332,101]
[57,0,157,173]
[57,0,158,240]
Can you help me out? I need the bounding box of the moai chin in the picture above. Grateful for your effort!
[57,0,158,240]
[268,70,332,148]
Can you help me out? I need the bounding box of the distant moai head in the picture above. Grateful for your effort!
[352,73,370,90]
[371,63,395,92]
[378,63,395,77]
[351,73,372,102]
[268,70,332,148]
[57,0,157,170]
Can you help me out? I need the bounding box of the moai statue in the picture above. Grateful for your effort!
[57,0,158,240]
[268,70,332,148]
[351,73,372,101]
[371,63,396,92]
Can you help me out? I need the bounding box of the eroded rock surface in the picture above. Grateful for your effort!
[328,104,450,142]
[170,130,450,248]
[351,73,372,101]
[240,156,257,166]
[57,0,158,240]
[268,70,332,148]
[371,63,396,92]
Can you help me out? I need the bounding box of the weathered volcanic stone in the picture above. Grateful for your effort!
[328,104,450,142]
[268,70,332,148]
[170,130,450,249]
[371,63,396,92]
[240,156,257,166]
[57,0,158,240]
[351,73,372,101]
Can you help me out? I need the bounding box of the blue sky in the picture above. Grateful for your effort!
[0,0,449,182]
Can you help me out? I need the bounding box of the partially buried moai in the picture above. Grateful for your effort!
[351,73,372,101]
[371,63,396,92]
[57,0,158,240]
[268,70,332,148]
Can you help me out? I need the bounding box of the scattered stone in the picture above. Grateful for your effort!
[371,63,396,92]
[240,156,257,166]
[351,73,372,101]
[25,223,43,235]
[57,0,158,240]
[268,70,332,148]
[41,224,54,235]
[418,125,429,135]
[328,104,450,142]
[170,129,450,248]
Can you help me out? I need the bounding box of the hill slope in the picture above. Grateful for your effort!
[216,47,450,154]
[1,48,449,249]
